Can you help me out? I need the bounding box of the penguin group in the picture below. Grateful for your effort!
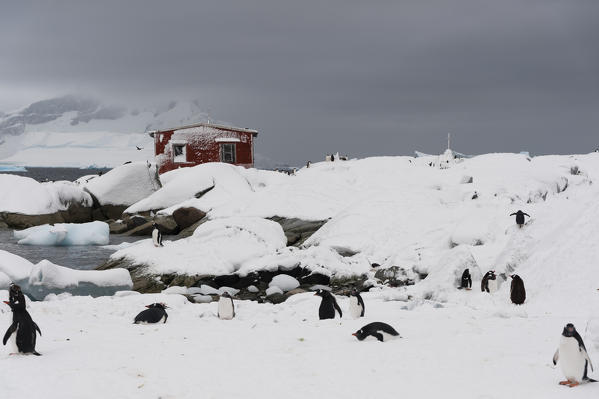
[460,268,527,305]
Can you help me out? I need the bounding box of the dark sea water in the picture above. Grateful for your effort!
[0,166,111,182]
[0,228,143,270]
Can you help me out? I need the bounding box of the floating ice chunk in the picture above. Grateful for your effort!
[114,291,141,297]
[269,274,300,292]
[15,221,110,246]
[0,271,11,289]
[198,285,219,295]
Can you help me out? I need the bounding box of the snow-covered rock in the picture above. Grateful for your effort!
[14,221,110,246]
[265,286,284,296]
[0,249,34,283]
[111,216,287,276]
[125,162,252,214]
[0,174,92,214]
[268,274,300,292]
[83,162,161,206]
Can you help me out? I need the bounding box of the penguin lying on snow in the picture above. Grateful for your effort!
[134,303,168,324]
[553,323,596,387]
[353,322,400,342]
[458,268,472,290]
[314,289,342,320]
[151,223,163,247]
[509,274,526,304]
[218,292,235,320]
[348,289,365,318]
[481,270,497,293]
[3,284,42,356]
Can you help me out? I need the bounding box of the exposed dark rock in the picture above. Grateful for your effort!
[0,202,93,229]
[154,214,179,234]
[268,216,328,246]
[109,220,128,234]
[265,292,287,304]
[125,215,151,230]
[123,221,154,236]
[177,218,207,238]
[299,273,330,286]
[172,207,206,230]
[374,266,416,287]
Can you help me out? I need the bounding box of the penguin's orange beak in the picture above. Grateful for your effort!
[351,333,357,336]
[3,301,9,305]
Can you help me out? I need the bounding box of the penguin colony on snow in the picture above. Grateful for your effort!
[3,209,597,387]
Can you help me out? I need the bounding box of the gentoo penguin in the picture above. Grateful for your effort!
[553,323,595,387]
[509,274,526,304]
[348,289,365,318]
[314,289,342,320]
[509,210,530,228]
[458,268,472,290]
[2,284,42,355]
[133,303,168,324]
[481,270,497,293]
[217,292,235,320]
[352,322,400,342]
[151,223,163,247]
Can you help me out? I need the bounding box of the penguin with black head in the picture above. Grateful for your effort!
[509,210,530,228]
[314,289,342,320]
[509,274,526,304]
[134,303,168,324]
[352,322,400,342]
[348,289,365,318]
[458,269,472,290]
[217,292,235,320]
[481,270,497,293]
[553,323,596,387]
[3,283,42,355]
[152,223,163,247]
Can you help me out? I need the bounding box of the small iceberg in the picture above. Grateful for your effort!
[14,221,110,246]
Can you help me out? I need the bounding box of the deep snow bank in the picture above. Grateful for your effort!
[0,174,92,214]
[83,161,161,206]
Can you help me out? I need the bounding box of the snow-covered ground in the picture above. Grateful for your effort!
[0,290,597,398]
[1,152,599,398]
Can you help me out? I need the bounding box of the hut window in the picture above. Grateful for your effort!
[220,143,236,163]
[173,144,186,163]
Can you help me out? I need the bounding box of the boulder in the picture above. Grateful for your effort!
[109,220,129,234]
[123,221,155,236]
[154,214,179,234]
[268,216,327,246]
[172,207,206,230]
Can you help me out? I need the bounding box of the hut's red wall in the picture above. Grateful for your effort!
[154,129,255,174]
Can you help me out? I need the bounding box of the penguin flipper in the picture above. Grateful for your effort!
[163,313,168,323]
[333,300,343,318]
[33,322,42,336]
[552,348,559,366]
[372,332,384,342]
[3,323,17,345]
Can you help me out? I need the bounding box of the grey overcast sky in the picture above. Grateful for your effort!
[1,0,598,164]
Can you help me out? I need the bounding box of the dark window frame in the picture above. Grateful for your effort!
[220,143,236,163]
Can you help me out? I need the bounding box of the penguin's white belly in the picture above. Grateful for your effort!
[218,299,234,320]
[152,230,160,246]
[487,279,498,293]
[348,297,362,319]
[559,337,585,382]
[6,328,18,353]
[380,331,398,342]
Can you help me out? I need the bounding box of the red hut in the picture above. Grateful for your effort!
[149,122,258,174]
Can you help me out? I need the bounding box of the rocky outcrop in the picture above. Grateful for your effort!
[0,203,93,229]
[97,257,360,303]
[268,216,328,246]
[172,207,206,230]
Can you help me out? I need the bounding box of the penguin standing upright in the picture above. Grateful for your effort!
[553,323,595,387]
[314,289,342,320]
[352,322,400,342]
[481,270,497,293]
[133,303,168,324]
[510,210,530,228]
[217,292,235,320]
[151,223,163,247]
[458,269,472,290]
[2,284,42,355]
[348,289,365,318]
[509,274,526,304]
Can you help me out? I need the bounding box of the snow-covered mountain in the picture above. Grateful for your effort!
[0,96,212,167]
